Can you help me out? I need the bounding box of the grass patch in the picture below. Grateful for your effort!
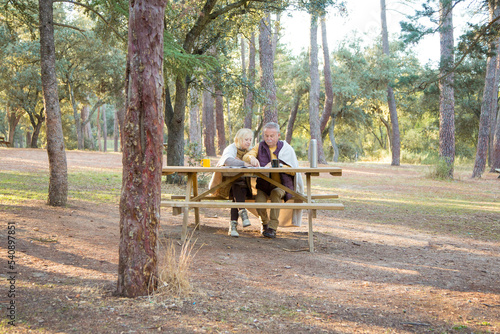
[0,170,122,204]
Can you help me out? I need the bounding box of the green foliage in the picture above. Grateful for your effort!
[185,142,203,167]
[427,157,454,180]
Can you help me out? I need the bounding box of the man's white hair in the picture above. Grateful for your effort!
[262,122,280,133]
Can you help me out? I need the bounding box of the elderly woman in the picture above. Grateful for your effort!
[209,128,254,237]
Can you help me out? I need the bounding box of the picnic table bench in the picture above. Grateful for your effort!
[161,166,344,252]
[0,136,10,147]
[495,168,500,178]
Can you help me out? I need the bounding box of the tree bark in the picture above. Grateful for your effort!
[491,108,500,170]
[116,0,166,298]
[114,109,119,152]
[438,0,455,178]
[102,104,107,152]
[97,106,102,151]
[189,87,202,155]
[244,32,256,129]
[68,79,84,150]
[259,14,278,124]
[166,76,187,167]
[285,89,305,144]
[309,14,327,165]
[39,0,68,207]
[380,0,401,166]
[319,16,332,134]
[215,86,226,155]
[329,117,339,162]
[8,110,21,146]
[472,2,500,178]
[30,108,45,148]
[202,83,216,156]
[489,46,500,165]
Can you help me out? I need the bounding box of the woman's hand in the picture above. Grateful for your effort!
[250,156,260,167]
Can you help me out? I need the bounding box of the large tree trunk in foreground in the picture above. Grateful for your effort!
[438,0,455,178]
[117,0,166,298]
[309,14,327,165]
[259,14,278,124]
[473,2,500,177]
[380,0,400,166]
[39,0,68,207]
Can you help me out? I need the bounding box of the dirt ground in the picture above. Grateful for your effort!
[0,148,499,333]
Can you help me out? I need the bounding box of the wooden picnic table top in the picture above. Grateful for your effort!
[161,165,342,176]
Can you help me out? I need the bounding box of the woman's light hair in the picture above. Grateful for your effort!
[262,122,280,133]
[234,128,253,149]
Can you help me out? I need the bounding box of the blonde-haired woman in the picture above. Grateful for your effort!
[209,128,254,237]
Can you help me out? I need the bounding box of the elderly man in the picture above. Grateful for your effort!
[243,122,302,238]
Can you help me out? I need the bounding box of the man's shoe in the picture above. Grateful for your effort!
[262,227,276,239]
[228,220,239,237]
[260,224,268,236]
[239,209,251,227]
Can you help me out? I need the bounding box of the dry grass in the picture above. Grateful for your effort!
[155,234,199,298]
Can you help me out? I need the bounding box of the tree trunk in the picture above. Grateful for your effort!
[102,104,107,152]
[309,14,327,165]
[489,47,500,166]
[81,105,91,149]
[39,0,68,207]
[491,109,500,170]
[329,117,339,162]
[319,16,332,134]
[97,106,102,151]
[8,111,21,146]
[116,0,166,298]
[215,86,226,155]
[244,33,256,129]
[166,75,187,167]
[438,0,455,178]
[26,131,32,148]
[472,2,500,178]
[285,89,305,144]
[272,13,279,59]
[31,108,45,148]
[203,83,216,156]
[259,14,278,124]
[189,87,202,155]
[114,109,119,152]
[68,79,84,150]
[380,0,401,166]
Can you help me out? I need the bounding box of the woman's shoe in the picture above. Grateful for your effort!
[228,220,239,237]
[239,209,251,227]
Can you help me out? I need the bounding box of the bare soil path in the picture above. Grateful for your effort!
[0,148,499,333]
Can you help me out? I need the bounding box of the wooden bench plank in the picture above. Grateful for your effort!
[161,200,344,210]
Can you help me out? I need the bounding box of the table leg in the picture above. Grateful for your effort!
[181,172,194,243]
[307,173,313,252]
[193,175,200,230]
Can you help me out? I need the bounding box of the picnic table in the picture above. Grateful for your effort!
[0,136,10,147]
[161,166,344,252]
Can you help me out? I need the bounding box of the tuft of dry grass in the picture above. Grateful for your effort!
[155,235,199,298]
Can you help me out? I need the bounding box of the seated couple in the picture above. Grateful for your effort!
[209,122,303,239]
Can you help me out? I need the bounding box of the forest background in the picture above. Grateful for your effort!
[1,0,500,176]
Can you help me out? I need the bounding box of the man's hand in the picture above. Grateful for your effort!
[250,156,260,167]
